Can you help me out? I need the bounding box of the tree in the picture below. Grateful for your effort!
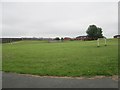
[54,37,60,40]
[61,37,64,41]
[97,27,103,38]
[86,25,103,40]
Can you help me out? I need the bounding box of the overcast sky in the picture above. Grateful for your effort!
[2,2,118,38]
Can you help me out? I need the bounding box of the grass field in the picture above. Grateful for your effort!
[2,39,118,77]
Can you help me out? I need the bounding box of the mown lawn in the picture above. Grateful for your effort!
[2,39,118,77]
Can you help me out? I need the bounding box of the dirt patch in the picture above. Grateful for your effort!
[3,72,118,81]
[14,73,118,81]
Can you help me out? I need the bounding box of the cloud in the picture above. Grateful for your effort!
[2,2,118,38]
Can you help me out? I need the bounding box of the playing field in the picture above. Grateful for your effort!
[2,39,118,77]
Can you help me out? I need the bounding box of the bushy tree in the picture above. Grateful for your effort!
[86,25,103,39]
[54,37,60,40]
[97,27,103,38]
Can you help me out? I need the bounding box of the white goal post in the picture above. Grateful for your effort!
[97,38,107,47]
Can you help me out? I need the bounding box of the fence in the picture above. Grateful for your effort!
[1,38,22,43]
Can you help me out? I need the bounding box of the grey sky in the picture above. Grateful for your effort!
[2,2,118,38]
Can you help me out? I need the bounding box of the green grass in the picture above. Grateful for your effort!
[2,39,118,77]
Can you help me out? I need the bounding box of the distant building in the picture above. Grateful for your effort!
[76,36,87,40]
[75,36,93,40]
[114,35,120,38]
[64,37,71,40]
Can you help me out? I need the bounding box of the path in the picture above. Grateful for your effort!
[2,72,118,88]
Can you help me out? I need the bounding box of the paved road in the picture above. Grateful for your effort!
[2,72,118,88]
